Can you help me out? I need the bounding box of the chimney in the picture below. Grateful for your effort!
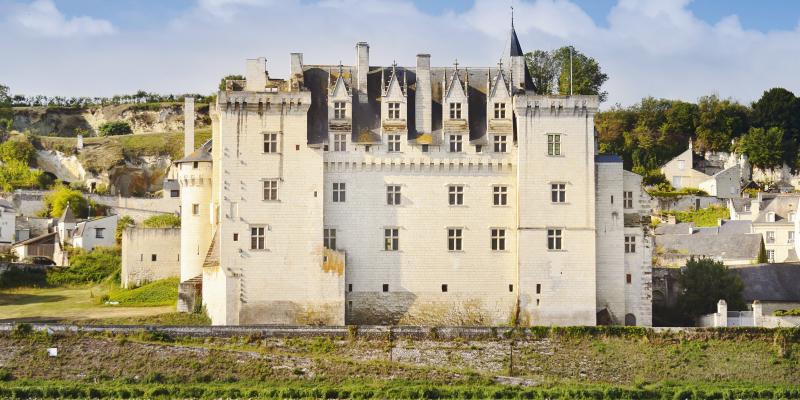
[355,42,369,104]
[184,97,195,157]
[415,54,432,134]
[245,57,267,91]
[290,53,303,76]
[715,300,728,327]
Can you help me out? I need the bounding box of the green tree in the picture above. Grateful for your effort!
[757,239,768,264]
[0,84,11,120]
[0,140,36,165]
[97,121,132,136]
[116,215,135,245]
[695,95,750,152]
[736,127,784,171]
[751,88,800,169]
[219,75,245,91]
[525,46,608,101]
[677,258,745,320]
[0,160,48,191]
[41,185,95,218]
[142,214,181,228]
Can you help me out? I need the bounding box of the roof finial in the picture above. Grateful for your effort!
[454,58,459,71]
[498,58,503,70]
[511,2,514,29]
[338,60,343,74]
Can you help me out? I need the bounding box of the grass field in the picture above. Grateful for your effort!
[107,277,179,307]
[0,284,175,323]
[0,328,798,399]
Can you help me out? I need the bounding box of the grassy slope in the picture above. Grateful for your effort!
[0,331,798,398]
[665,204,730,227]
[107,277,179,307]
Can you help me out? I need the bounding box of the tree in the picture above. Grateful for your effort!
[0,84,11,120]
[757,239,768,264]
[41,185,95,218]
[736,127,784,171]
[142,214,181,228]
[219,75,245,91]
[0,139,36,165]
[97,121,132,136]
[751,88,800,169]
[525,46,608,101]
[677,258,745,321]
[0,160,48,192]
[695,95,750,152]
[116,215,135,245]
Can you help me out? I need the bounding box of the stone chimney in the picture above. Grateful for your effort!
[184,97,195,157]
[245,57,267,91]
[511,56,525,92]
[290,53,303,76]
[355,42,369,104]
[415,54,432,135]
[752,300,763,319]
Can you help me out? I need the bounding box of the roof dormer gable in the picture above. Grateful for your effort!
[382,62,406,99]
[444,66,467,102]
[329,64,352,99]
[489,66,511,100]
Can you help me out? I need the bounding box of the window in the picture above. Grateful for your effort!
[448,185,464,205]
[626,274,632,284]
[547,229,563,250]
[383,284,389,292]
[767,249,775,263]
[625,235,636,253]
[333,133,347,152]
[151,254,157,262]
[263,180,278,201]
[192,204,199,215]
[767,212,776,222]
[494,102,506,119]
[491,228,506,251]
[388,102,401,119]
[170,189,179,197]
[623,191,633,209]
[348,284,352,293]
[789,231,795,244]
[744,204,751,212]
[384,228,399,251]
[536,284,541,294]
[386,185,401,205]
[251,226,265,250]
[493,135,507,153]
[324,228,336,250]
[449,102,462,119]
[449,134,463,152]
[332,182,346,203]
[766,231,775,244]
[233,233,239,242]
[493,185,508,206]
[447,228,463,251]
[672,176,682,188]
[193,161,198,169]
[551,183,566,203]
[421,144,429,153]
[95,228,105,239]
[263,132,278,153]
[610,195,614,204]
[475,145,482,153]
[547,134,561,156]
[441,284,448,292]
[334,101,346,119]
[387,134,401,152]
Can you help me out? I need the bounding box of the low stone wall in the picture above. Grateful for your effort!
[121,227,181,288]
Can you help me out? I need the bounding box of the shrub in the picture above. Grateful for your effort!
[0,159,49,191]
[46,247,120,286]
[97,121,132,136]
[142,214,181,228]
[0,265,47,288]
[0,139,36,165]
[41,185,98,218]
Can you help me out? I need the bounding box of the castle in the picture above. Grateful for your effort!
[175,25,653,326]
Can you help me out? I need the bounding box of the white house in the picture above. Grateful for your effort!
[0,199,17,245]
[71,214,119,251]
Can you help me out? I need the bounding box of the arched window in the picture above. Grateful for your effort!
[624,313,636,326]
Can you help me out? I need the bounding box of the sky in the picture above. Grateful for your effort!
[1,0,800,106]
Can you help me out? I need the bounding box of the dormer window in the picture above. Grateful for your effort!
[767,212,776,222]
[449,102,462,119]
[388,102,401,119]
[789,212,796,222]
[494,102,506,119]
[334,102,346,119]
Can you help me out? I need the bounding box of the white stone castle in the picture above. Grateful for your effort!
[175,25,653,327]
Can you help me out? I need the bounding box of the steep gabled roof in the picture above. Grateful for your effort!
[383,64,405,98]
[444,69,467,100]
[489,69,511,99]
[60,204,76,224]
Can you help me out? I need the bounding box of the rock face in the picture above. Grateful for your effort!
[12,104,210,136]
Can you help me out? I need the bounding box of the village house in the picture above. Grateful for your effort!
[729,193,800,263]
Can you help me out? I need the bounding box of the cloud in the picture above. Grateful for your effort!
[1,0,800,108]
[11,0,115,37]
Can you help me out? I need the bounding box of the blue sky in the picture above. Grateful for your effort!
[1,0,800,106]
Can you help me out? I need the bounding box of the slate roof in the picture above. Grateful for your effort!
[731,263,800,302]
[717,220,753,235]
[12,231,57,247]
[753,194,800,224]
[729,197,752,213]
[656,220,752,236]
[655,232,762,262]
[595,154,622,163]
[0,199,15,211]
[60,204,76,224]
[655,222,694,235]
[176,139,212,164]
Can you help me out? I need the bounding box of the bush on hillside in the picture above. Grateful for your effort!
[97,121,132,136]
[46,247,120,286]
[0,160,50,192]
[40,185,100,218]
[0,139,36,165]
[142,214,181,228]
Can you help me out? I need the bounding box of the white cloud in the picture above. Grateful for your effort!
[11,0,115,37]
[1,0,800,108]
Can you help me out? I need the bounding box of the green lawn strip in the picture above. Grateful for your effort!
[106,278,179,307]
[0,379,796,399]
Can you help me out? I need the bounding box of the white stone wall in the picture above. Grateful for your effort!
[0,208,16,244]
[324,148,517,325]
[698,165,741,198]
[752,223,794,262]
[72,215,119,251]
[515,95,598,326]
[121,227,181,288]
[595,161,625,324]
[623,171,653,327]
[178,161,213,281]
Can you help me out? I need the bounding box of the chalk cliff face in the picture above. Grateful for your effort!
[12,103,210,136]
[35,149,173,196]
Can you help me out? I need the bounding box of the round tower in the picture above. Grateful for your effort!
[176,149,213,282]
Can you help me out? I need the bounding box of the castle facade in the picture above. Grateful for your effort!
[176,28,652,326]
